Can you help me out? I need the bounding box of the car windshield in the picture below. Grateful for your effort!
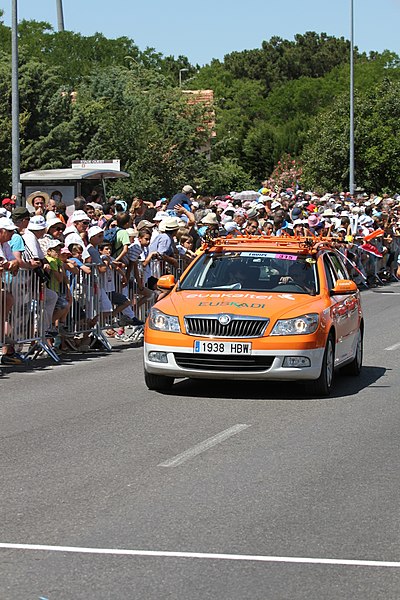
[180,251,319,295]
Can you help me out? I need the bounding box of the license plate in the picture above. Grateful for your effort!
[194,341,252,354]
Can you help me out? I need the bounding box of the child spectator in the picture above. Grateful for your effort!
[176,233,196,267]
[67,243,97,350]
[59,246,79,277]
[45,239,72,340]
[99,241,141,335]
[128,227,158,306]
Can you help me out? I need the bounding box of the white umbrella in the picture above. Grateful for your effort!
[231,190,260,202]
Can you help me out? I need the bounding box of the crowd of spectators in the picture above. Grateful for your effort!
[1,184,400,366]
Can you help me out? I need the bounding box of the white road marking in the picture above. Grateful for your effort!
[385,342,400,351]
[1,543,400,568]
[158,424,250,467]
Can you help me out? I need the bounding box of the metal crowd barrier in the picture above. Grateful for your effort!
[5,240,392,368]
[1,268,60,362]
[94,257,181,343]
[65,265,104,349]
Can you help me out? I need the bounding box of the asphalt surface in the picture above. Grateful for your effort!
[1,284,400,599]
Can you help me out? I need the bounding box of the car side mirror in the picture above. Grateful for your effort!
[157,274,176,291]
[330,279,358,295]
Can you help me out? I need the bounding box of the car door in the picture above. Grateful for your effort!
[324,253,359,364]
[329,252,360,359]
[323,255,351,365]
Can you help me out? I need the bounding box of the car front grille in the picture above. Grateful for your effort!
[174,353,274,372]
[184,315,269,338]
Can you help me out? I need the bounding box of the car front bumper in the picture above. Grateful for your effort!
[144,342,325,381]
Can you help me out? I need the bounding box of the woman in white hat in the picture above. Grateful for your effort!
[39,217,67,254]
[198,211,221,242]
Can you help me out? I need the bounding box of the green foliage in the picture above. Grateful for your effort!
[202,157,256,195]
[25,66,211,199]
[1,19,400,195]
[301,80,400,192]
[242,122,279,182]
[223,32,352,93]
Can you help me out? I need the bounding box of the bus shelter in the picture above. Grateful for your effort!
[20,168,129,212]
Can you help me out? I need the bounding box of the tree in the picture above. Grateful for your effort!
[65,66,211,199]
[242,122,279,181]
[223,32,352,93]
[301,80,400,192]
[202,157,255,195]
[1,20,400,195]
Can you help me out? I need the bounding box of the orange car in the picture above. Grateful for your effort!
[144,236,364,396]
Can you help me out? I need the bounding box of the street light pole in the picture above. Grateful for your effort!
[11,0,20,203]
[56,0,65,32]
[349,0,355,195]
[179,68,189,88]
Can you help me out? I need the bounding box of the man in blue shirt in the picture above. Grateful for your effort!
[167,185,196,212]
[149,217,179,268]
[9,207,42,269]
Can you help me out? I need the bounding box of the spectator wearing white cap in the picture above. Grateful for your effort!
[149,217,179,268]
[64,210,90,249]
[152,210,169,241]
[22,215,58,336]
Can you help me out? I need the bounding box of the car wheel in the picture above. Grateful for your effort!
[309,334,335,397]
[144,369,174,392]
[341,329,363,376]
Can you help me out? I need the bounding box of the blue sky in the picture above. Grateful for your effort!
[2,0,400,66]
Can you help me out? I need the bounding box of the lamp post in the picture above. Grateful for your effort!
[349,0,355,195]
[11,0,20,203]
[179,68,189,88]
[56,0,65,31]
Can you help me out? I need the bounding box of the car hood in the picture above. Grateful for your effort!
[157,289,323,323]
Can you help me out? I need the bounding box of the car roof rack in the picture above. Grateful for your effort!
[203,235,337,255]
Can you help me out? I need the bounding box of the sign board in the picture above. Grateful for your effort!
[72,159,121,171]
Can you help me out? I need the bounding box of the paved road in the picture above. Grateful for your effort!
[1,285,400,599]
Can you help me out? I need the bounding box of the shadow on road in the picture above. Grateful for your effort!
[163,365,387,401]
[0,338,144,380]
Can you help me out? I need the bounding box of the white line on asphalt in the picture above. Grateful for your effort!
[385,342,400,351]
[158,424,250,467]
[1,543,400,568]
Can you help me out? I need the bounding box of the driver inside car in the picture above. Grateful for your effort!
[278,260,315,293]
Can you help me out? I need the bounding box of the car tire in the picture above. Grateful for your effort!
[309,334,335,397]
[341,328,363,376]
[144,369,174,392]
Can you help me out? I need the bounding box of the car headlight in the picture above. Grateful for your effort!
[271,313,319,336]
[148,308,181,332]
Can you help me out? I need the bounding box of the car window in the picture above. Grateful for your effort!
[323,255,336,290]
[329,253,349,280]
[180,251,319,294]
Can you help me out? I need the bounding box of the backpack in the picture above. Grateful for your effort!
[103,226,122,257]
